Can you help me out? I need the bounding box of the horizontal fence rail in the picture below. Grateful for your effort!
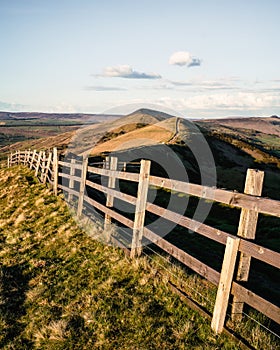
[7,149,280,337]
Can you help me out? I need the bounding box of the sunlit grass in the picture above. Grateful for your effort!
[0,165,278,349]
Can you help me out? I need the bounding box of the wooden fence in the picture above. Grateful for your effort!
[7,148,280,335]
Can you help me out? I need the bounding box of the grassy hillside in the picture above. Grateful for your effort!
[0,112,121,151]
[0,166,242,349]
[197,118,280,168]
[0,109,170,159]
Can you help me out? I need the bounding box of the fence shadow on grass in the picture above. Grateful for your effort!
[0,264,33,348]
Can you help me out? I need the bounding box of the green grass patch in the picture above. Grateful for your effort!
[0,166,243,349]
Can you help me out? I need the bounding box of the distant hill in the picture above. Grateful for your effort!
[89,117,193,155]
[0,111,122,123]
[197,116,280,168]
[1,110,280,193]
[67,108,174,154]
[0,108,171,156]
[199,115,280,137]
[0,111,122,152]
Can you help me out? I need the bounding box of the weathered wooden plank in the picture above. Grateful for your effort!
[77,155,88,217]
[211,237,240,333]
[30,150,37,170]
[47,176,53,185]
[149,175,280,217]
[58,160,83,170]
[232,169,264,321]
[58,184,80,197]
[68,158,76,202]
[143,227,220,285]
[146,201,280,268]
[23,150,27,165]
[237,170,264,270]
[84,195,134,229]
[231,282,280,324]
[86,180,137,205]
[35,151,42,177]
[104,157,118,240]
[131,160,151,258]
[58,172,81,182]
[146,201,230,245]
[43,152,52,184]
[26,150,31,167]
[239,240,280,269]
[105,157,118,208]
[53,148,58,196]
[40,151,46,182]
[87,165,140,182]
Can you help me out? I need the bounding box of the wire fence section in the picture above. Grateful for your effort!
[7,148,280,340]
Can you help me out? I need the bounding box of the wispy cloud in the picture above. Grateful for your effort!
[0,100,27,111]
[169,79,238,90]
[98,65,161,79]
[169,51,202,67]
[85,86,127,91]
[157,92,280,112]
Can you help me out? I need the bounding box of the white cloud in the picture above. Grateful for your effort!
[157,92,280,112]
[100,65,161,79]
[169,79,237,90]
[169,51,201,67]
[48,103,77,113]
[85,86,127,91]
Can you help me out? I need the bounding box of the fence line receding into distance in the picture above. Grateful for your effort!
[7,148,280,337]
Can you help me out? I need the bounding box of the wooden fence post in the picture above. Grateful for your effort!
[43,152,52,184]
[40,151,46,182]
[130,159,151,258]
[23,150,27,165]
[77,155,88,217]
[19,150,23,164]
[26,149,30,167]
[231,169,264,321]
[30,150,36,170]
[53,148,58,196]
[68,158,76,203]
[35,151,42,177]
[104,157,118,240]
[104,156,110,169]
[9,152,12,167]
[211,237,240,334]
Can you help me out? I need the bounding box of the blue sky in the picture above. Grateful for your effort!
[0,0,280,118]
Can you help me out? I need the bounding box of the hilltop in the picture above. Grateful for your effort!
[0,108,171,156]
